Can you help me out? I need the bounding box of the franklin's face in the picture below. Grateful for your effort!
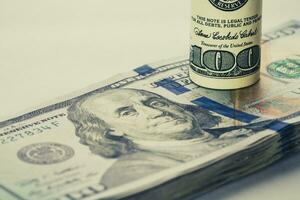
[81,89,200,141]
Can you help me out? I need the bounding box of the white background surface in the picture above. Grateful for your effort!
[0,0,299,199]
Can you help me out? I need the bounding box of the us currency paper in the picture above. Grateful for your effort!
[0,21,300,200]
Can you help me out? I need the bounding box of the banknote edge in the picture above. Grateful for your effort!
[84,116,300,199]
[0,58,188,128]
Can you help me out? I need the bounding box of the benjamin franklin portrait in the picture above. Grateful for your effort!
[67,88,257,188]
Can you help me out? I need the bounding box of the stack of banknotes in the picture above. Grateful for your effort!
[0,21,299,200]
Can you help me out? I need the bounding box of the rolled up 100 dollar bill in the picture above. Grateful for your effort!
[190,0,262,89]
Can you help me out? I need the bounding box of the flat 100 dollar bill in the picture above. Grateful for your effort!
[0,21,300,200]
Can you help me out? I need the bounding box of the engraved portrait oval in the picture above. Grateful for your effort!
[17,143,75,165]
[208,0,248,12]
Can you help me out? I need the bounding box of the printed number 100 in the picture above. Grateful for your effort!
[190,45,260,73]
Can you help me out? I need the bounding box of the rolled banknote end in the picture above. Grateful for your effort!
[189,0,262,90]
[189,68,260,90]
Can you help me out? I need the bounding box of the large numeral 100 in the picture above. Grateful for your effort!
[190,45,260,73]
